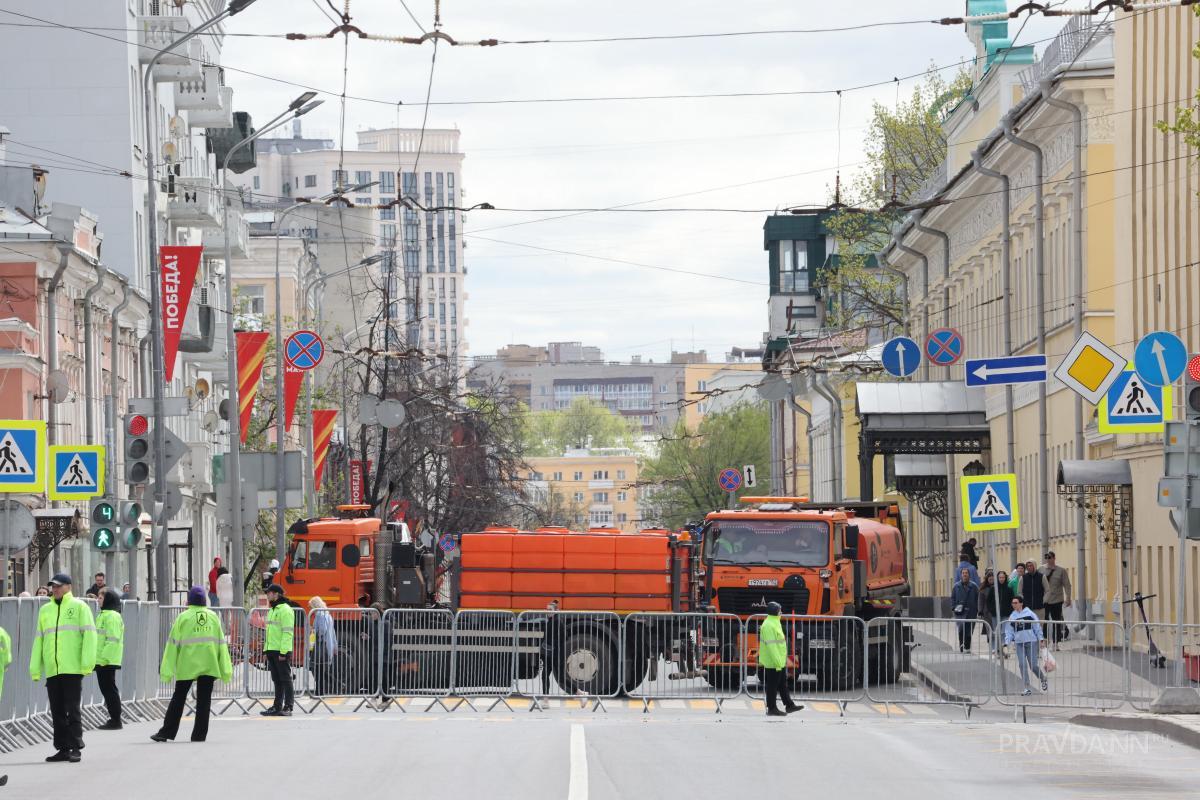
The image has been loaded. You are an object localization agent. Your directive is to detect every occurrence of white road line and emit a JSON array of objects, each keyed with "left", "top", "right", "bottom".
[{"left": 568, "top": 723, "right": 588, "bottom": 800}]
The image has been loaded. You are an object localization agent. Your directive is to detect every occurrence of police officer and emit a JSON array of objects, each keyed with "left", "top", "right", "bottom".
[
  {"left": 261, "top": 583, "right": 295, "bottom": 716},
  {"left": 1, "top": 621, "right": 12, "bottom": 785},
  {"left": 30, "top": 573, "right": 97, "bottom": 762},
  {"left": 758, "top": 601, "right": 802, "bottom": 718},
  {"left": 94, "top": 588, "right": 125, "bottom": 730},
  {"left": 153, "top": 586, "right": 233, "bottom": 743}
]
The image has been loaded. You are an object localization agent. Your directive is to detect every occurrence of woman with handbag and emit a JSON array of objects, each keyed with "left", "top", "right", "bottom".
[{"left": 1003, "top": 595, "right": 1048, "bottom": 696}]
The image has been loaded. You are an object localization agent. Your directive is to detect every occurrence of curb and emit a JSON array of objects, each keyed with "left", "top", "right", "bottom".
[
  {"left": 1070, "top": 713, "right": 1200, "bottom": 751},
  {"left": 909, "top": 659, "right": 974, "bottom": 705}
]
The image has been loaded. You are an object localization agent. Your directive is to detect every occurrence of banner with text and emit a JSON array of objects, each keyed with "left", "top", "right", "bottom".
[
  {"left": 283, "top": 362, "right": 304, "bottom": 431},
  {"left": 312, "top": 409, "right": 338, "bottom": 490},
  {"left": 160, "top": 245, "right": 202, "bottom": 382},
  {"left": 236, "top": 331, "right": 270, "bottom": 444},
  {"left": 349, "top": 459, "right": 371, "bottom": 504}
]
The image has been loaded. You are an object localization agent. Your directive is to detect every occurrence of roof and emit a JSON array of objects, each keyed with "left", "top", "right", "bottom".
[
  {"left": 1057, "top": 459, "right": 1132, "bottom": 489},
  {"left": 857, "top": 381, "right": 985, "bottom": 416}
]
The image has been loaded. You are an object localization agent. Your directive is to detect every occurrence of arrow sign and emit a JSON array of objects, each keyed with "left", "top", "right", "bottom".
[
  {"left": 881, "top": 336, "right": 921, "bottom": 378},
  {"left": 964, "top": 355, "right": 1048, "bottom": 387},
  {"left": 1133, "top": 330, "right": 1186, "bottom": 387}
]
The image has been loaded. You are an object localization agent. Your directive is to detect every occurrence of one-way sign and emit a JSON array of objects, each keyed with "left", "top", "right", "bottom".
[{"left": 964, "top": 355, "right": 1048, "bottom": 387}]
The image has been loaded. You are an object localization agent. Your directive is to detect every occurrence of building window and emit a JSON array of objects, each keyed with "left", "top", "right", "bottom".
[
  {"left": 282, "top": 182, "right": 291, "bottom": 196},
  {"left": 573, "top": 492, "right": 585, "bottom": 502},
  {"left": 780, "top": 241, "right": 810, "bottom": 292},
  {"left": 616, "top": 513, "right": 627, "bottom": 524},
  {"left": 593, "top": 492, "right": 609, "bottom": 503},
  {"left": 616, "top": 469, "right": 626, "bottom": 480},
  {"left": 380, "top": 224, "right": 396, "bottom": 243},
  {"left": 355, "top": 170, "right": 372, "bottom": 187},
  {"left": 530, "top": 471, "right": 543, "bottom": 481},
  {"left": 306, "top": 174, "right": 319, "bottom": 188},
  {"left": 238, "top": 284, "right": 265, "bottom": 315},
  {"left": 252, "top": 176, "right": 260, "bottom": 190},
  {"left": 355, "top": 197, "right": 372, "bottom": 207},
  {"left": 573, "top": 471, "right": 583, "bottom": 481},
  {"left": 616, "top": 491, "right": 627, "bottom": 502},
  {"left": 552, "top": 471, "right": 563, "bottom": 481},
  {"left": 592, "top": 470, "right": 609, "bottom": 480},
  {"left": 379, "top": 171, "right": 396, "bottom": 193},
  {"left": 379, "top": 199, "right": 396, "bottom": 220},
  {"left": 450, "top": 277, "right": 456, "bottom": 296}
]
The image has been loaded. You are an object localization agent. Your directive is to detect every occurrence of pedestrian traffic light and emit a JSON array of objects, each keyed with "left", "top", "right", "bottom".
[
  {"left": 1185, "top": 354, "right": 1200, "bottom": 424},
  {"left": 119, "top": 500, "right": 142, "bottom": 549},
  {"left": 124, "top": 412, "right": 151, "bottom": 486},
  {"left": 89, "top": 496, "right": 116, "bottom": 551}
]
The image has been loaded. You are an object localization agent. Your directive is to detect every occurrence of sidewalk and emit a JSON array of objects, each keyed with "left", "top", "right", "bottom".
[{"left": 1070, "top": 711, "right": 1200, "bottom": 750}]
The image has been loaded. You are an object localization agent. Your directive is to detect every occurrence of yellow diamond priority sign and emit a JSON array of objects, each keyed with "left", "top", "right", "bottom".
[{"left": 1054, "top": 331, "right": 1126, "bottom": 405}]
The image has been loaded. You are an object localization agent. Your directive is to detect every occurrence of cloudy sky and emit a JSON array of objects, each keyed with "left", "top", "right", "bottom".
[{"left": 225, "top": 1, "right": 1067, "bottom": 362}]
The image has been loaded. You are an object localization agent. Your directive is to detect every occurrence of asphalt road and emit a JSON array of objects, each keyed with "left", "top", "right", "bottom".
[{"left": 4, "top": 706, "right": 1195, "bottom": 797}]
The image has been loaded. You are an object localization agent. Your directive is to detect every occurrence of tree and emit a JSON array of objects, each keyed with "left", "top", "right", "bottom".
[
  {"left": 819, "top": 68, "right": 972, "bottom": 336},
  {"left": 1156, "top": 6, "right": 1200, "bottom": 170},
  {"left": 512, "top": 485, "right": 587, "bottom": 530},
  {"left": 521, "top": 397, "right": 638, "bottom": 457},
  {"left": 639, "top": 403, "right": 771, "bottom": 529}
]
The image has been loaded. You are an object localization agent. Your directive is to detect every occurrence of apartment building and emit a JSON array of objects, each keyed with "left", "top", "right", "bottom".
[{"left": 525, "top": 450, "right": 642, "bottom": 531}]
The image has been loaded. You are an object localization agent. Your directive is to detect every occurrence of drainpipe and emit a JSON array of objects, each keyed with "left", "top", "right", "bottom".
[
  {"left": 110, "top": 278, "right": 132, "bottom": 593},
  {"left": 894, "top": 239, "right": 930, "bottom": 380},
  {"left": 40, "top": 246, "right": 72, "bottom": 581},
  {"left": 972, "top": 147, "right": 1019, "bottom": 564},
  {"left": 81, "top": 263, "right": 106, "bottom": 582},
  {"left": 913, "top": 214, "right": 952, "bottom": 325},
  {"left": 1041, "top": 77, "right": 1088, "bottom": 621},
  {"left": 1003, "top": 116, "right": 1050, "bottom": 559},
  {"left": 786, "top": 381, "right": 813, "bottom": 500},
  {"left": 812, "top": 372, "right": 842, "bottom": 501}
]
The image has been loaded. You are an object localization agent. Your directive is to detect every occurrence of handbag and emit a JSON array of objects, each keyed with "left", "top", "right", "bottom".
[
  {"left": 954, "top": 604, "right": 964, "bottom": 615},
  {"left": 1040, "top": 646, "right": 1057, "bottom": 673}
]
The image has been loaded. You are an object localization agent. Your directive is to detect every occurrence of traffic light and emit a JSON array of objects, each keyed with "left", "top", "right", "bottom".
[
  {"left": 1186, "top": 354, "right": 1200, "bottom": 423},
  {"left": 119, "top": 501, "right": 143, "bottom": 549},
  {"left": 89, "top": 496, "right": 116, "bottom": 551},
  {"left": 124, "top": 412, "right": 151, "bottom": 486}
]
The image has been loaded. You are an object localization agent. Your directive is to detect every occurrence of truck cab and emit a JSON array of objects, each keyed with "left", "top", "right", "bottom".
[{"left": 281, "top": 509, "right": 385, "bottom": 608}]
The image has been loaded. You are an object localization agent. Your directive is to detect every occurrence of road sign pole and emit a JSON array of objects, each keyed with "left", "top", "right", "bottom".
[
  {"left": 1175, "top": 419, "right": 1193, "bottom": 687},
  {"left": 2, "top": 498, "right": 9, "bottom": 597}
]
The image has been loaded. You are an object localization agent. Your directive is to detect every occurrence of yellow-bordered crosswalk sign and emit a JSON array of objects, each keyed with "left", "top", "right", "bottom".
[
  {"left": 960, "top": 473, "right": 1020, "bottom": 532},
  {"left": 49, "top": 445, "right": 106, "bottom": 501},
  {"left": 0, "top": 420, "right": 46, "bottom": 493}
]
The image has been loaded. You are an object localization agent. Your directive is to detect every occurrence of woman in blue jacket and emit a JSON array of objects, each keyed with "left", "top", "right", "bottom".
[{"left": 1003, "top": 595, "right": 1048, "bottom": 696}]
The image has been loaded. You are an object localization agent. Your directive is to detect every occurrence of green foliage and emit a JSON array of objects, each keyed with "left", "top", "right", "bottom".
[
  {"left": 522, "top": 397, "right": 638, "bottom": 457},
  {"left": 639, "top": 403, "right": 771, "bottom": 529},
  {"left": 1155, "top": 7, "right": 1200, "bottom": 168}
]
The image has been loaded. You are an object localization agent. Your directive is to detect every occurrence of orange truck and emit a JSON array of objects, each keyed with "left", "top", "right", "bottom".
[{"left": 278, "top": 497, "right": 909, "bottom": 694}]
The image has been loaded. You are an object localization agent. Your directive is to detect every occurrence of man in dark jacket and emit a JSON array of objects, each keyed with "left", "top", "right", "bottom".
[
  {"left": 951, "top": 568, "right": 979, "bottom": 652},
  {"left": 1021, "top": 560, "right": 1048, "bottom": 619}
]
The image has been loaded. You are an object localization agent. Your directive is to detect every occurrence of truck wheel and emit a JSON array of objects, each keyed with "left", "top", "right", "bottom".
[
  {"left": 554, "top": 630, "right": 618, "bottom": 696},
  {"left": 815, "top": 621, "right": 862, "bottom": 692},
  {"left": 869, "top": 619, "right": 904, "bottom": 686},
  {"left": 703, "top": 667, "right": 742, "bottom": 692}
]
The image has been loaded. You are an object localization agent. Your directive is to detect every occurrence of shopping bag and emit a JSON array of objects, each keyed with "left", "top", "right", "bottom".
[{"left": 1040, "top": 646, "right": 1057, "bottom": 673}]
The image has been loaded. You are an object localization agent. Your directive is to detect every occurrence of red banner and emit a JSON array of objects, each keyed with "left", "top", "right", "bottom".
[
  {"left": 236, "top": 331, "right": 270, "bottom": 444},
  {"left": 160, "top": 245, "right": 202, "bottom": 382},
  {"left": 312, "top": 409, "right": 338, "bottom": 490},
  {"left": 283, "top": 363, "right": 305, "bottom": 431},
  {"left": 349, "top": 459, "right": 371, "bottom": 504}
]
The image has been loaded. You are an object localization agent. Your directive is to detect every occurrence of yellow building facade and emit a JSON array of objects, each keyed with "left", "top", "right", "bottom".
[{"left": 525, "top": 451, "right": 642, "bottom": 531}]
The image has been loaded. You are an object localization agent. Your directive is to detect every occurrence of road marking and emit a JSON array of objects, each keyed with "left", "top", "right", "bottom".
[
  {"left": 898, "top": 704, "right": 938, "bottom": 716},
  {"left": 568, "top": 723, "right": 588, "bottom": 800},
  {"left": 810, "top": 702, "right": 840, "bottom": 713},
  {"left": 687, "top": 699, "right": 717, "bottom": 710}
]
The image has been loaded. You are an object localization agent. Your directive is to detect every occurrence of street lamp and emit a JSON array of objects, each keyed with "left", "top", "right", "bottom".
[
  {"left": 218, "top": 93, "right": 323, "bottom": 605},
  {"left": 271, "top": 182, "right": 378, "bottom": 561},
  {"left": 142, "top": 0, "right": 263, "bottom": 603}
]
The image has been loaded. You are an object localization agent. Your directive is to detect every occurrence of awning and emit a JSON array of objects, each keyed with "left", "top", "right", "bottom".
[
  {"left": 1057, "top": 459, "right": 1132, "bottom": 490},
  {"left": 857, "top": 381, "right": 989, "bottom": 456}
]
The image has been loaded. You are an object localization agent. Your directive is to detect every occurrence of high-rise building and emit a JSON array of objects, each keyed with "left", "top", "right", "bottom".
[{"left": 234, "top": 125, "right": 468, "bottom": 359}]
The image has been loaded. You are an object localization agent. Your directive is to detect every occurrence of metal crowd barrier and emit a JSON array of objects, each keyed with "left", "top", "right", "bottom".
[
  {"left": 306, "top": 607, "right": 381, "bottom": 712},
  {"left": 451, "top": 610, "right": 520, "bottom": 710},
  {"left": 994, "top": 619, "right": 1127, "bottom": 710},
  {"left": 1127, "top": 623, "right": 1200, "bottom": 711},
  {"left": 622, "top": 612, "right": 742, "bottom": 710},
  {"left": 513, "top": 611, "right": 623, "bottom": 711},
  {"left": 380, "top": 608, "right": 454, "bottom": 707},
  {"left": 743, "top": 614, "right": 868, "bottom": 709},
  {"left": 867, "top": 617, "right": 993, "bottom": 710}
]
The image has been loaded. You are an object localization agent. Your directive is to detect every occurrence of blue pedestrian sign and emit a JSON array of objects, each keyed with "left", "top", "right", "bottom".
[
  {"left": 964, "top": 355, "right": 1048, "bottom": 387},
  {"left": 881, "top": 336, "right": 921, "bottom": 378},
  {"left": 1098, "top": 366, "right": 1171, "bottom": 434},
  {"left": 718, "top": 468, "right": 742, "bottom": 493},
  {"left": 49, "top": 445, "right": 106, "bottom": 501},
  {"left": 284, "top": 330, "right": 325, "bottom": 371},
  {"left": 1133, "top": 330, "right": 1187, "bottom": 387},
  {"left": 0, "top": 420, "right": 46, "bottom": 493},
  {"left": 438, "top": 533, "right": 456, "bottom": 553},
  {"left": 925, "top": 327, "right": 964, "bottom": 367},
  {"left": 960, "top": 473, "right": 1020, "bottom": 532}
]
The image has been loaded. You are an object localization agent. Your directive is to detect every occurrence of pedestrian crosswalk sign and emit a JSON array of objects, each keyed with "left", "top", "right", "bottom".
[
  {"left": 48, "top": 445, "right": 105, "bottom": 501},
  {"left": 1098, "top": 365, "right": 1172, "bottom": 434},
  {"left": 960, "top": 473, "right": 1020, "bottom": 532},
  {"left": 0, "top": 420, "right": 46, "bottom": 493}
]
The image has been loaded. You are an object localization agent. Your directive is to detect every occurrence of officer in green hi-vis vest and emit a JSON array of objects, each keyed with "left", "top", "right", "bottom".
[
  {"left": 152, "top": 586, "right": 233, "bottom": 743},
  {"left": 758, "top": 601, "right": 803, "bottom": 718},
  {"left": 1, "top": 622, "right": 11, "bottom": 785},
  {"left": 30, "top": 573, "right": 97, "bottom": 763}
]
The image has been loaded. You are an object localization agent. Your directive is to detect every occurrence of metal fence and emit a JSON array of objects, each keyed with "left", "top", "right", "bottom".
[
  {"left": 1127, "top": 623, "right": 1200, "bottom": 711},
  {"left": 867, "top": 617, "right": 992, "bottom": 708},
  {"left": 742, "top": 614, "right": 868, "bottom": 706},
  {"left": 994, "top": 620, "right": 1127, "bottom": 710},
  {"left": 306, "top": 607, "right": 381, "bottom": 711},
  {"left": 513, "top": 611, "right": 623, "bottom": 710},
  {"left": 621, "top": 612, "right": 742, "bottom": 706}
]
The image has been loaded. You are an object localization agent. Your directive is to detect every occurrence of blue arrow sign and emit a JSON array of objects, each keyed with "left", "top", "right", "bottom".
[
  {"left": 1133, "top": 330, "right": 1186, "bottom": 387},
  {"left": 964, "top": 355, "right": 1048, "bottom": 387},
  {"left": 881, "top": 336, "right": 921, "bottom": 378}
]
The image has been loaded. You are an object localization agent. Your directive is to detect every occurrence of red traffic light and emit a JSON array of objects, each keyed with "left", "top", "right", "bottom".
[
  {"left": 126, "top": 414, "right": 149, "bottom": 436},
  {"left": 1188, "top": 354, "right": 1200, "bottom": 382}
]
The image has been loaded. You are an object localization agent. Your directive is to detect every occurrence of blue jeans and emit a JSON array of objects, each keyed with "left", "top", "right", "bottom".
[
  {"left": 208, "top": 591, "right": 219, "bottom": 607},
  {"left": 1016, "top": 640, "right": 1045, "bottom": 689}
]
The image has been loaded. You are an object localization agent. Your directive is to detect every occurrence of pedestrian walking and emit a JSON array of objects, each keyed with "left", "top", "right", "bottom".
[
  {"left": 0, "top": 622, "right": 11, "bottom": 786},
  {"left": 1008, "top": 564, "right": 1024, "bottom": 595},
  {"left": 215, "top": 567, "right": 232, "bottom": 608},
  {"left": 980, "top": 570, "right": 1015, "bottom": 652},
  {"left": 94, "top": 589, "right": 124, "bottom": 730},
  {"left": 152, "top": 587, "right": 233, "bottom": 743},
  {"left": 951, "top": 568, "right": 979, "bottom": 652},
  {"left": 1021, "top": 560, "right": 1047, "bottom": 619},
  {"left": 86, "top": 572, "right": 106, "bottom": 596},
  {"left": 758, "top": 601, "right": 802, "bottom": 717},
  {"left": 961, "top": 538, "right": 979, "bottom": 568},
  {"left": 953, "top": 553, "right": 979, "bottom": 588},
  {"left": 1003, "top": 595, "right": 1048, "bottom": 696},
  {"left": 29, "top": 573, "right": 97, "bottom": 763},
  {"left": 261, "top": 583, "right": 294, "bottom": 716},
  {"left": 34, "top": 585, "right": 49, "bottom": 598},
  {"left": 1040, "top": 551, "right": 1073, "bottom": 646},
  {"left": 307, "top": 596, "right": 337, "bottom": 696},
  {"left": 120, "top": 583, "right": 133, "bottom": 601},
  {"left": 207, "top": 557, "right": 222, "bottom": 607}
]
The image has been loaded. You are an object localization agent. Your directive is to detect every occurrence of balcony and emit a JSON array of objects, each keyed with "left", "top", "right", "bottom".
[
  {"left": 151, "top": 39, "right": 204, "bottom": 83},
  {"left": 188, "top": 87, "right": 234, "bottom": 129},
  {"left": 202, "top": 207, "right": 250, "bottom": 258},
  {"left": 167, "top": 176, "right": 220, "bottom": 226},
  {"left": 175, "top": 65, "right": 225, "bottom": 112},
  {"left": 137, "top": 15, "right": 191, "bottom": 65}
]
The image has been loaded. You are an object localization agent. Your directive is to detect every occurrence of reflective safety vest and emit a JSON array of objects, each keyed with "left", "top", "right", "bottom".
[
  {"left": 30, "top": 593, "right": 98, "bottom": 680},
  {"left": 0, "top": 626, "right": 11, "bottom": 698},
  {"left": 96, "top": 609, "right": 125, "bottom": 667},
  {"left": 758, "top": 614, "right": 788, "bottom": 670},
  {"left": 265, "top": 602, "right": 295, "bottom": 655},
  {"left": 160, "top": 606, "right": 233, "bottom": 683}
]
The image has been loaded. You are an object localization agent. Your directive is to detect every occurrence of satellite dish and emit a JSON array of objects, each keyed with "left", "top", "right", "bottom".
[
  {"left": 358, "top": 396, "right": 379, "bottom": 426},
  {"left": 757, "top": 375, "right": 790, "bottom": 402},
  {"left": 47, "top": 370, "right": 71, "bottom": 404},
  {"left": 789, "top": 372, "right": 807, "bottom": 394},
  {"left": 202, "top": 410, "right": 220, "bottom": 433},
  {"left": 218, "top": 398, "right": 232, "bottom": 421},
  {"left": 161, "top": 142, "right": 178, "bottom": 164},
  {"left": 376, "top": 399, "right": 406, "bottom": 429},
  {"left": 169, "top": 115, "right": 186, "bottom": 137},
  {"left": 194, "top": 378, "right": 210, "bottom": 400}
]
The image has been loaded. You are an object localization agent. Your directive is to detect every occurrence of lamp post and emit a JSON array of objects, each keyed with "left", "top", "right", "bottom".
[
  {"left": 142, "top": 0, "right": 262, "bottom": 603},
  {"left": 272, "top": 183, "right": 377, "bottom": 562},
  {"left": 218, "top": 93, "right": 321, "bottom": 605}
]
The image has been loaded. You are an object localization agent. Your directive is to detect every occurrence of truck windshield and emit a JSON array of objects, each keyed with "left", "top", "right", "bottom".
[{"left": 708, "top": 520, "right": 830, "bottom": 567}]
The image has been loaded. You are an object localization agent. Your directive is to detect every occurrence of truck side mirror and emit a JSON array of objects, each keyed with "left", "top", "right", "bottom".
[
  {"left": 842, "top": 525, "right": 860, "bottom": 560},
  {"left": 341, "top": 544, "right": 361, "bottom": 568}
]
